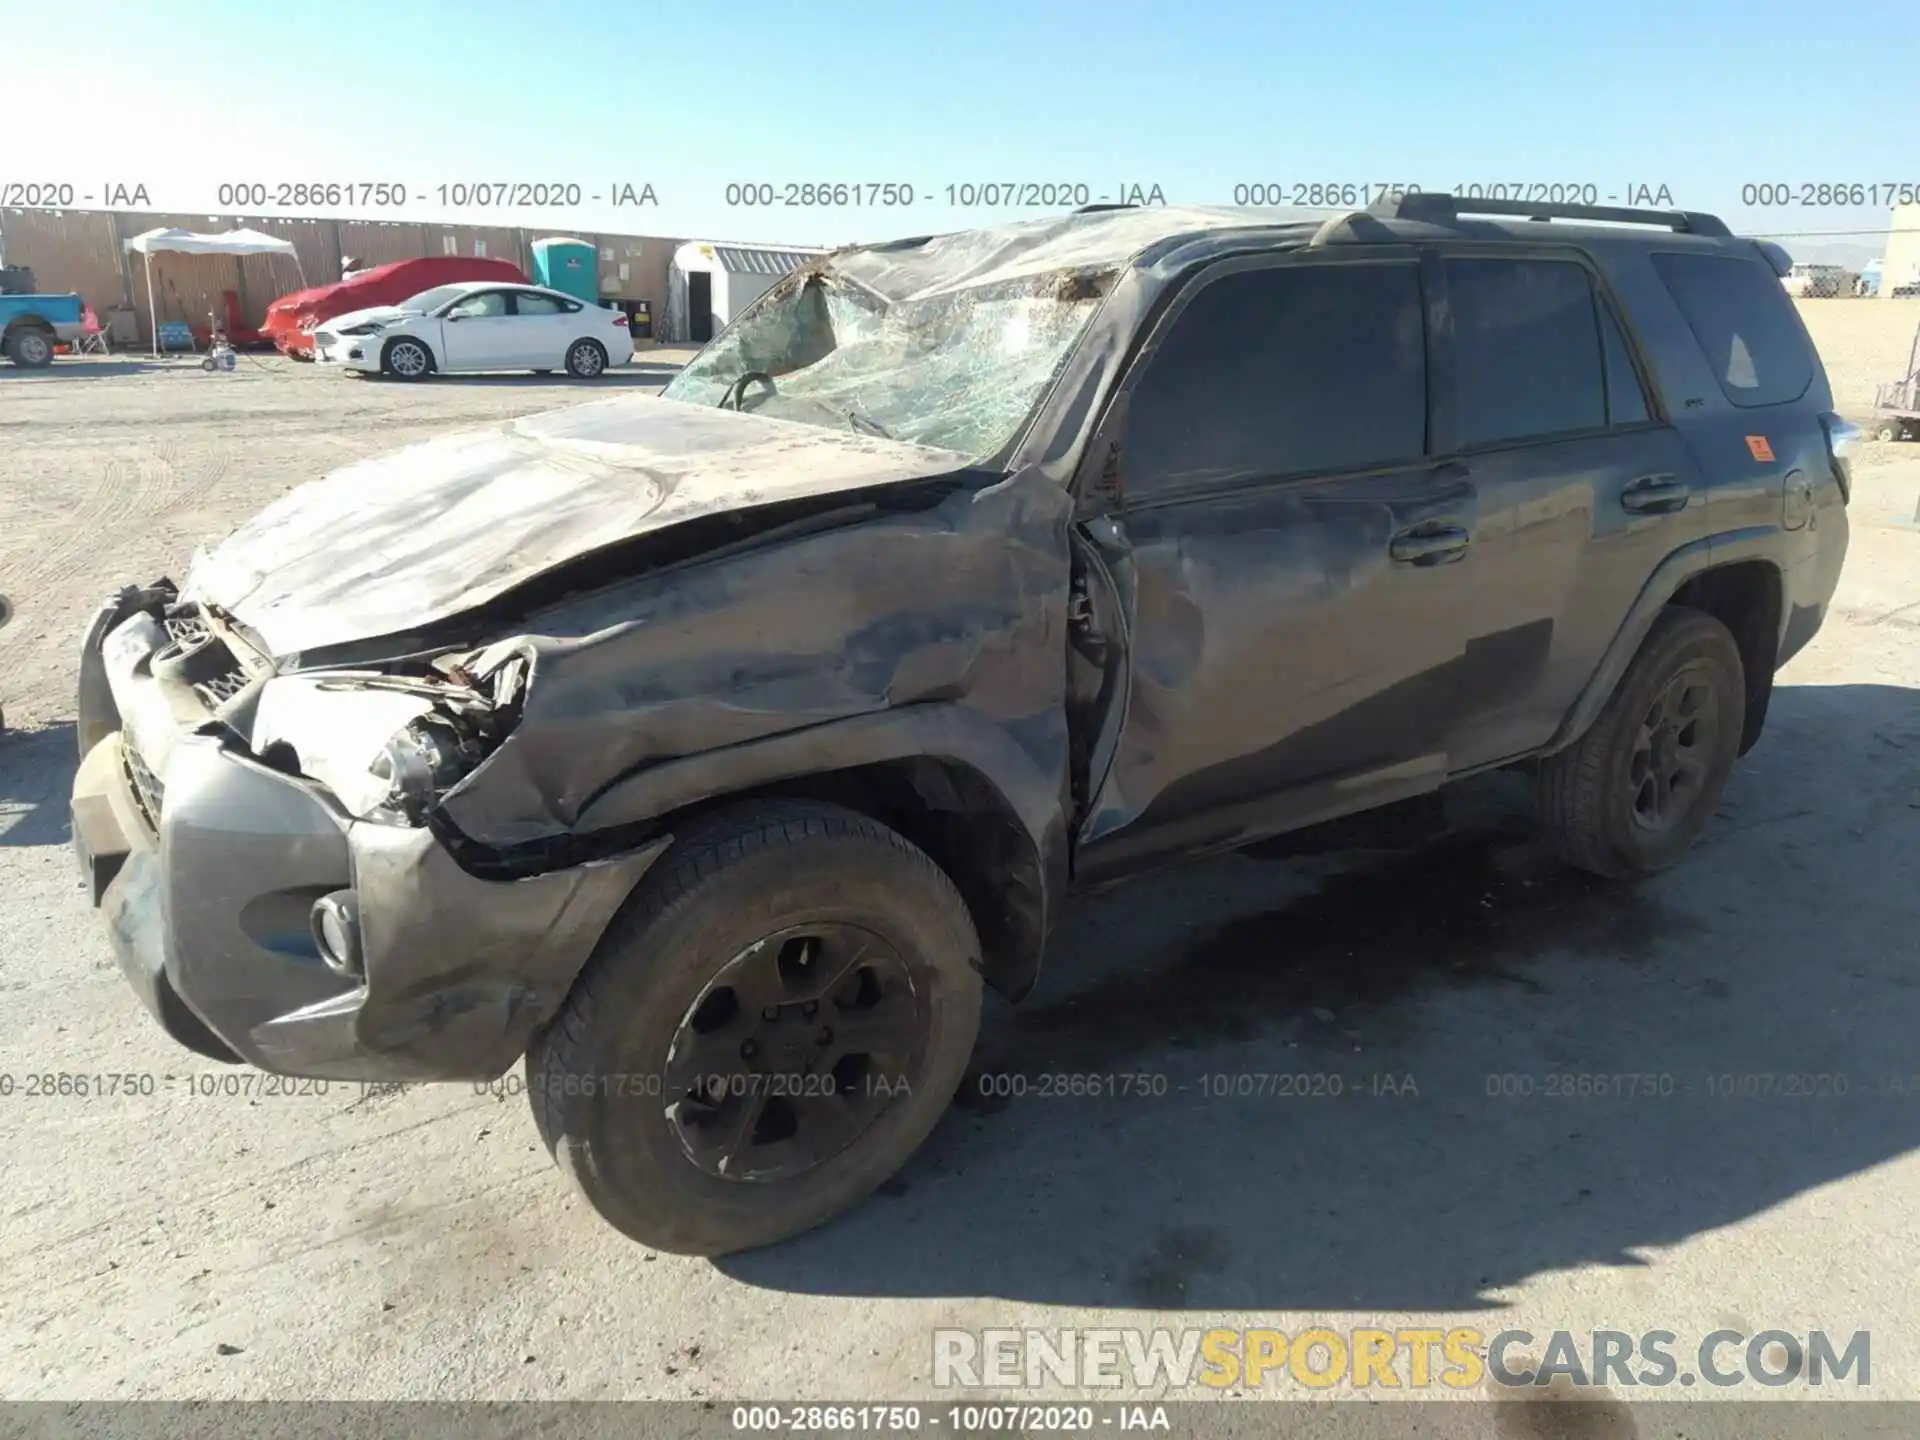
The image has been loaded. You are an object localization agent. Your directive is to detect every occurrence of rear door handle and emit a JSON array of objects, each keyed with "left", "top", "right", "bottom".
[
  {"left": 1388, "top": 524, "right": 1471, "bottom": 566},
  {"left": 1621, "top": 474, "right": 1690, "bottom": 515}
]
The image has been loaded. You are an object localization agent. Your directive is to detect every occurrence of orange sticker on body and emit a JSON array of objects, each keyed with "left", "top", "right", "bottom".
[{"left": 1746, "top": 435, "right": 1775, "bottom": 462}]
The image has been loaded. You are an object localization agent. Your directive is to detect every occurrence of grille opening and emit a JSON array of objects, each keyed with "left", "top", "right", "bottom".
[
  {"left": 122, "top": 740, "right": 165, "bottom": 833},
  {"left": 193, "top": 668, "right": 250, "bottom": 706}
]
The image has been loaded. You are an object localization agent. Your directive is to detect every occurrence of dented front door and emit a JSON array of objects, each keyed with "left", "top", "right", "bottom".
[{"left": 1065, "top": 253, "right": 1488, "bottom": 884}]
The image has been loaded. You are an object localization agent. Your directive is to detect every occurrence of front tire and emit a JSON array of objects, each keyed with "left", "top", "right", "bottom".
[
  {"left": 565, "top": 339, "right": 607, "bottom": 378},
  {"left": 530, "top": 800, "right": 983, "bottom": 1255},
  {"left": 381, "top": 337, "right": 433, "bottom": 380},
  {"left": 1536, "top": 606, "right": 1745, "bottom": 877}
]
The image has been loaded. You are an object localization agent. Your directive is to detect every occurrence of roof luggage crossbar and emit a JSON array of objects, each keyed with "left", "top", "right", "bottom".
[{"left": 1363, "top": 192, "right": 1732, "bottom": 238}]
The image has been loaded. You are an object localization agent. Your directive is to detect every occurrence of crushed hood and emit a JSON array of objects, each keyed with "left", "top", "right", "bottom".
[{"left": 184, "top": 395, "right": 972, "bottom": 656}]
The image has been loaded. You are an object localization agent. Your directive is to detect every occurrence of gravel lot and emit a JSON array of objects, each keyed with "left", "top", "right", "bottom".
[{"left": 2, "top": 310, "right": 1918, "bottom": 1413}]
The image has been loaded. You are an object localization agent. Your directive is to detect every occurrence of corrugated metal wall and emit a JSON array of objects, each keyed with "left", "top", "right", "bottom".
[
  {"left": 0, "top": 209, "right": 688, "bottom": 344},
  {"left": 0, "top": 209, "right": 130, "bottom": 312},
  {"left": 423, "top": 224, "right": 527, "bottom": 267},
  {"left": 336, "top": 221, "right": 431, "bottom": 270}
]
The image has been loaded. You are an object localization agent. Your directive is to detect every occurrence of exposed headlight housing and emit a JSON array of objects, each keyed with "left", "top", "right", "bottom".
[
  {"left": 369, "top": 714, "right": 489, "bottom": 825},
  {"left": 337, "top": 322, "right": 385, "bottom": 337}
]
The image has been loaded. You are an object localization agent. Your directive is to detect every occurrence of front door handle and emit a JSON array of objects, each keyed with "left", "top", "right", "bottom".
[
  {"left": 1621, "top": 474, "right": 1690, "bottom": 514},
  {"left": 1389, "top": 524, "right": 1471, "bottom": 566}
]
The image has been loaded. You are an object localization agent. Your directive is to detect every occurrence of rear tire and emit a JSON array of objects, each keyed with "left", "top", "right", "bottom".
[
  {"left": 529, "top": 800, "right": 983, "bottom": 1255},
  {"left": 565, "top": 339, "right": 607, "bottom": 378},
  {"left": 1877, "top": 422, "right": 1900, "bottom": 442},
  {"left": 1536, "top": 606, "right": 1745, "bottom": 877},
  {"left": 5, "top": 326, "right": 54, "bottom": 368}
]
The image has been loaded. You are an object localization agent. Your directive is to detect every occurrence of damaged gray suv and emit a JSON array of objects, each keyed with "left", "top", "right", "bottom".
[{"left": 72, "top": 196, "right": 1854, "bottom": 1254}]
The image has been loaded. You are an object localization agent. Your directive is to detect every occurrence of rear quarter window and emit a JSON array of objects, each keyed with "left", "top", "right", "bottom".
[{"left": 1649, "top": 251, "right": 1817, "bottom": 408}]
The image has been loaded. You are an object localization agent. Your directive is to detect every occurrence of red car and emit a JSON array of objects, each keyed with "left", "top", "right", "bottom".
[{"left": 262, "top": 255, "right": 528, "bottom": 358}]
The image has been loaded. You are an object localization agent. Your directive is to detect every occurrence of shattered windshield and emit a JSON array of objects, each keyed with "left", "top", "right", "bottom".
[{"left": 661, "top": 262, "right": 1116, "bottom": 460}]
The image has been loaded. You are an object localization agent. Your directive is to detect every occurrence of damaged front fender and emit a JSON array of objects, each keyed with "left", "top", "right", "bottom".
[{"left": 431, "top": 464, "right": 1077, "bottom": 996}]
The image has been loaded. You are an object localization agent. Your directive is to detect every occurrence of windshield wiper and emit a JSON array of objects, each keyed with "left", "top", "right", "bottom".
[
  {"left": 838, "top": 404, "right": 891, "bottom": 438},
  {"left": 719, "top": 370, "right": 774, "bottom": 411}
]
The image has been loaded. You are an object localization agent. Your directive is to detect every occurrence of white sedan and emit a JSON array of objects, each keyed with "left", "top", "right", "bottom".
[{"left": 311, "top": 280, "right": 635, "bottom": 380}]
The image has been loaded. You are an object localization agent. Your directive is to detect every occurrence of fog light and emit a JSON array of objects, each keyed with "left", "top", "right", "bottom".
[{"left": 311, "top": 890, "right": 363, "bottom": 978}]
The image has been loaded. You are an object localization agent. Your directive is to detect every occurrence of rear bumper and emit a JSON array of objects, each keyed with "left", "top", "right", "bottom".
[
  {"left": 1775, "top": 505, "right": 1850, "bottom": 668},
  {"left": 73, "top": 589, "right": 668, "bottom": 1082}
]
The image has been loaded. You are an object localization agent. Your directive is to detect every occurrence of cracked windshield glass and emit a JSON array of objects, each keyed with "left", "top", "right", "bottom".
[{"left": 661, "top": 266, "right": 1115, "bottom": 459}]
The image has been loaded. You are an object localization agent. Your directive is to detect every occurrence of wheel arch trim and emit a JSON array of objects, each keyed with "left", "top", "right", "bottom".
[
  {"left": 1545, "top": 529, "right": 1786, "bottom": 755},
  {"left": 572, "top": 704, "right": 1069, "bottom": 1000}
]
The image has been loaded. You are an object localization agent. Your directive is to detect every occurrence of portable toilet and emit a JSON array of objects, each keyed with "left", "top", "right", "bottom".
[{"left": 531, "top": 237, "right": 599, "bottom": 305}]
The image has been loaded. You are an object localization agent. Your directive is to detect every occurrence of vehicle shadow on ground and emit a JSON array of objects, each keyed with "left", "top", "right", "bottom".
[
  {"left": 719, "top": 680, "right": 1920, "bottom": 1309},
  {"left": 0, "top": 360, "right": 197, "bottom": 382},
  {"left": 0, "top": 722, "right": 78, "bottom": 848}
]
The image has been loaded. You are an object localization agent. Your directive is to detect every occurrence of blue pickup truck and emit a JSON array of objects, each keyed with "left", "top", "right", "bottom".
[{"left": 0, "top": 290, "right": 84, "bottom": 367}]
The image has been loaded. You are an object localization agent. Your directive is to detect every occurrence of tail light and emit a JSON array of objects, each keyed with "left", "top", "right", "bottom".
[
  {"left": 1821, "top": 413, "right": 1859, "bottom": 503},
  {"left": 612, "top": 312, "right": 630, "bottom": 328}
]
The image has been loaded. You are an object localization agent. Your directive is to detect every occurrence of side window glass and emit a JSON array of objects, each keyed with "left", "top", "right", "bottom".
[
  {"left": 1123, "top": 262, "right": 1427, "bottom": 498},
  {"left": 513, "top": 292, "right": 564, "bottom": 316},
  {"left": 1446, "top": 258, "right": 1607, "bottom": 447},
  {"left": 1597, "top": 300, "right": 1651, "bottom": 426},
  {"left": 447, "top": 291, "right": 507, "bottom": 320}
]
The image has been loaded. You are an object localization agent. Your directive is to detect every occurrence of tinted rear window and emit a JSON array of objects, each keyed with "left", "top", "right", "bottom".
[
  {"left": 1446, "top": 258, "right": 1607, "bottom": 446},
  {"left": 1650, "top": 252, "right": 1817, "bottom": 408}
]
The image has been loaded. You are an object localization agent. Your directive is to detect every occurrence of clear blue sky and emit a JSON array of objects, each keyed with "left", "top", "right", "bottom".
[{"left": 9, "top": 0, "right": 1918, "bottom": 261}]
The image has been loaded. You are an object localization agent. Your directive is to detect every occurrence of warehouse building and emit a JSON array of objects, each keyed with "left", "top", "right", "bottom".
[
  {"left": 1882, "top": 203, "right": 1920, "bottom": 298},
  {"left": 664, "top": 241, "right": 827, "bottom": 343}
]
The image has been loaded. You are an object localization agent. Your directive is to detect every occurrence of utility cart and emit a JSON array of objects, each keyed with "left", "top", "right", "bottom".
[{"left": 1871, "top": 322, "right": 1920, "bottom": 441}]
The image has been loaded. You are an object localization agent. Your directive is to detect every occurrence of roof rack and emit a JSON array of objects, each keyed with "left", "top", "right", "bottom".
[
  {"left": 1073, "top": 203, "right": 1140, "bottom": 214},
  {"left": 1364, "top": 192, "right": 1732, "bottom": 238}
]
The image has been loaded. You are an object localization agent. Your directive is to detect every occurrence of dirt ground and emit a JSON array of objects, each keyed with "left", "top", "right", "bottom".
[
  {"left": 1792, "top": 297, "right": 1920, "bottom": 424},
  {"left": 1, "top": 310, "right": 1918, "bottom": 1413}
]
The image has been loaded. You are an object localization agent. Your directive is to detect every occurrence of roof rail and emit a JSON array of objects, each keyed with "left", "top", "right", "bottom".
[
  {"left": 1074, "top": 202, "right": 1139, "bottom": 214},
  {"left": 1364, "top": 192, "right": 1732, "bottom": 238}
]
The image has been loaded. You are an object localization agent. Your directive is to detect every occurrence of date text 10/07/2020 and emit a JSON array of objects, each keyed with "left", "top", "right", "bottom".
[
  {"left": 721, "top": 182, "right": 1168, "bottom": 209},
  {"left": 1231, "top": 182, "right": 1677, "bottom": 207}
]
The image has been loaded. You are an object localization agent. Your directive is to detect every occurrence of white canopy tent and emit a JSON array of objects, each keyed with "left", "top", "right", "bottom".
[{"left": 122, "top": 227, "right": 308, "bottom": 356}]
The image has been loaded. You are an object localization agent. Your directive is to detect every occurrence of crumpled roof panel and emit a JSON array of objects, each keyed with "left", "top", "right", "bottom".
[{"left": 828, "top": 205, "right": 1323, "bottom": 302}]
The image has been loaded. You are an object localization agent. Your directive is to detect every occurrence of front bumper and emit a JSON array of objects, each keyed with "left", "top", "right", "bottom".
[
  {"left": 311, "top": 332, "right": 382, "bottom": 372},
  {"left": 73, "top": 589, "right": 667, "bottom": 1082}
]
